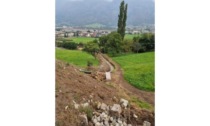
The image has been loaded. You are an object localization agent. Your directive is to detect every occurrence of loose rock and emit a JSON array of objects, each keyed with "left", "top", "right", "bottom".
[
  {"left": 123, "top": 121, "right": 127, "bottom": 126},
  {"left": 143, "top": 121, "right": 151, "bottom": 126},
  {"left": 100, "top": 112, "right": 108, "bottom": 121},
  {"left": 120, "top": 98, "right": 129, "bottom": 108},
  {"left": 117, "top": 118, "right": 122, "bottom": 124},
  {"left": 81, "top": 102, "right": 89, "bottom": 108},
  {"left": 100, "top": 103, "right": 109, "bottom": 111},
  {"left": 92, "top": 118, "right": 98, "bottom": 124},
  {"left": 79, "top": 114, "right": 88, "bottom": 126},
  {"left": 97, "top": 102, "right": 102, "bottom": 109},
  {"left": 65, "top": 105, "right": 68, "bottom": 110},
  {"left": 133, "top": 114, "right": 138, "bottom": 119},
  {"left": 95, "top": 122, "right": 101, "bottom": 126},
  {"left": 104, "top": 120, "right": 109, "bottom": 126},
  {"left": 74, "top": 104, "right": 80, "bottom": 109},
  {"left": 93, "top": 111, "right": 101, "bottom": 116},
  {"left": 110, "top": 104, "right": 122, "bottom": 114},
  {"left": 113, "top": 96, "right": 118, "bottom": 102}
]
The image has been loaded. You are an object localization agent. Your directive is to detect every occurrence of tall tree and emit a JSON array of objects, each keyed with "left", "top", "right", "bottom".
[
  {"left": 122, "top": 4, "right": 127, "bottom": 39},
  {"left": 117, "top": 0, "right": 128, "bottom": 40}
]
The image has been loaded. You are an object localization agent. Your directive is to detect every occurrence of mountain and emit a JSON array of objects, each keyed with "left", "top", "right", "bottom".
[{"left": 56, "top": 0, "right": 154, "bottom": 27}]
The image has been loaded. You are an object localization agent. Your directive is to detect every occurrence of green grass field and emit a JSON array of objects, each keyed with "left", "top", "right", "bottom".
[
  {"left": 112, "top": 52, "right": 154, "bottom": 91},
  {"left": 57, "top": 37, "right": 98, "bottom": 44},
  {"left": 56, "top": 48, "right": 99, "bottom": 67},
  {"left": 124, "top": 34, "right": 142, "bottom": 40}
]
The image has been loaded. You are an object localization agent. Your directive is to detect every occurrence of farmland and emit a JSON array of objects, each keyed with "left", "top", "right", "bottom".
[
  {"left": 112, "top": 52, "right": 154, "bottom": 91},
  {"left": 57, "top": 37, "right": 98, "bottom": 43},
  {"left": 56, "top": 48, "right": 99, "bottom": 67},
  {"left": 124, "top": 34, "right": 141, "bottom": 40},
  {"left": 57, "top": 34, "right": 140, "bottom": 43}
]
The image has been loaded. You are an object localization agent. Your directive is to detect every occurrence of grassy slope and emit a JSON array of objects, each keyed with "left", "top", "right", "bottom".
[
  {"left": 56, "top": 48, "right": 99, "bottom": 67},
  {"left": 112, "top": 52, "right": 154, "bottom": 91}
]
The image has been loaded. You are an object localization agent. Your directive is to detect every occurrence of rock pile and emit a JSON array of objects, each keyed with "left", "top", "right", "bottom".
[{"left": 71, "top": 96, "right": 152, "bottom": 126}]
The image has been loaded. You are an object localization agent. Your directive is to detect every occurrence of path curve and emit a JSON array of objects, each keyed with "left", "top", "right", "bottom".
[{"left": 98, "top": 53, "right": 154, "bottom": 105}]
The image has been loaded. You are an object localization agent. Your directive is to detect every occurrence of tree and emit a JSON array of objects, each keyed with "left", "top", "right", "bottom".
[
  {"left": 105, "top": 32, "right": 123, "bottom": 56},
  {"left": 117, "top": 0, "right": 128, "bottom": 40},
  {"left": 99, "top": 35, "right": 108, "bottom": 53},
  {"left": 132, "top": 42, "right": 141, "bottom": 53},
  {"left": 122, "top": 39, "right": 133, "bottom": 53},
  {"left": 139, "top": 33, "right": 155, "bottom": 51},
  {"left": 98, "top": 32, "right": 123, "bottom": 56},
  {"left": 83, "top": 39, "right": 99, "bottom": 58}
]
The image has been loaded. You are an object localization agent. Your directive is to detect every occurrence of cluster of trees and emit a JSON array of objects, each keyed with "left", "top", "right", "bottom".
[
  {"left": 133, "top": 33, "right": 155, "bottom": 53},
  {"left": 56, "top": 41, "right": 77, "bottom": 50}
]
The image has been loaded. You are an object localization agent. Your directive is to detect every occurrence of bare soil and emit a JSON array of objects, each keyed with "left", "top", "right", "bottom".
[{"left": 56, "top": 54, "right": 154, "bottom": 126}]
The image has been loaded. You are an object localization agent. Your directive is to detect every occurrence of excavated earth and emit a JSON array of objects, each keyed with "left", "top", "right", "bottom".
[{"left": 56, "top": 54, "right": 154, "bottom": 126}]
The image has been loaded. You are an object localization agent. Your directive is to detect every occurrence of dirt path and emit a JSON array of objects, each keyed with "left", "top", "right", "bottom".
[
  {"left": 97, "top": 53, "right": 154, "bottom": 105},
  {"left": 97, "top": 54, "right": 114, "bottom": 72}
]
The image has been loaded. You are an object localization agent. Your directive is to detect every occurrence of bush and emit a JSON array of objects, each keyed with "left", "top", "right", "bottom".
[
  {"left": 56, "top": 41, "right": 78, "bottom": 50},
  {"left": 55, "top": 42, "right": 63, "bottom": 47},
  {"left": 78, "top": 42, "right": 84, "bottom": 48},
  {"left": 131, "top": 33, "right": 155, "bottom": 53},
  {"left": 62, "top": 42, "right": 78, "bottom": 50},
  {"left": 87, "top": 61, "right": 93, "bottom": 67}
]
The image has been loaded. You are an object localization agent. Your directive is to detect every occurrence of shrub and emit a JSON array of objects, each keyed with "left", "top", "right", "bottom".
[
  {"left": 78, "top": 42, "right": 84, "bottom": 48},
  {"left": 79, "top": 106, "right": 93, "bottom": 121},
  {"left": 55, "top": 42, "right": 63, "bottom": 47},
  {"left": 62, "top": 42, "right": 78, "bottom": 50},
  {"left": 87, "top": 61, "right": 93, "bottom": 67},
  {"left": 55, "top": 41, "right": 78, "bottom": 50}
]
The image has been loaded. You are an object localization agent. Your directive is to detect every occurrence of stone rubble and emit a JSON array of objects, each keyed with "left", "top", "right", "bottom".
[{"left": 73, "top": 97, "right": 152, "bottom": 126}]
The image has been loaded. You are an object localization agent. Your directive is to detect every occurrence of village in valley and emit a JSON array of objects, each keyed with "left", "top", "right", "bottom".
[{"left": 55, "top": 25, "right": 155, "bottom": 38}]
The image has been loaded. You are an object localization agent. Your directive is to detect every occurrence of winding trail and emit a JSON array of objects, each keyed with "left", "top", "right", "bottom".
[{"left": 97, "top": 53, "right": 154, "bottom": 105}]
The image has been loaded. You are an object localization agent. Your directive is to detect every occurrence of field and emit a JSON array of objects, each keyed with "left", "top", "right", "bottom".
[
  {"left": 57, "top": 37, "right": 98, "bottom": 43},
  {"left": 56, "top": 48, "right": 99, "bottom": 67},
  {"left": 124, "top": 34, "right": 142, "bottom": 40},
  {"left": 57, "top": 34, "right": 140, "bottom": 44},
  {"left": 112, "top": 52, "right": 154, "bottom": 91}
]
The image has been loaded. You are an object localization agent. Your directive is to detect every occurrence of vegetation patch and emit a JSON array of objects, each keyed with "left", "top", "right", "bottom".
[
  {"left": 112, "top": 52, "right": 154, "bottom": 91},
  {"left": 124, "top": 34, "right": 141, "bottom": 40},
  {"left": 56, "top": 48, "right": 99, "bottom": 67},
  {"left": 79, "top": 106, "right": 93, "bottom": 121},
  {"left": 57, "top": 37, "right": 98, "bottom": 44},
  {"left": 131, "top": 96, "right": 153, "bottom": 110}
]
